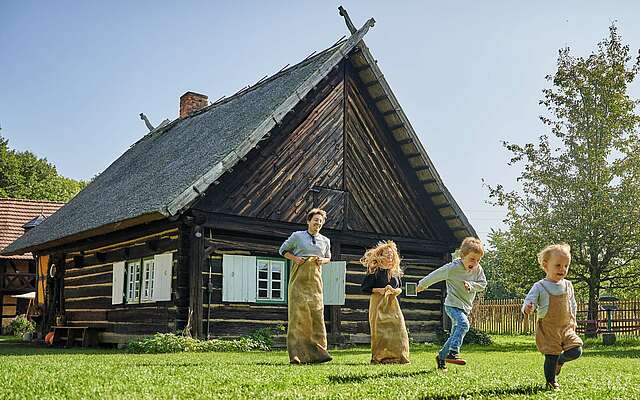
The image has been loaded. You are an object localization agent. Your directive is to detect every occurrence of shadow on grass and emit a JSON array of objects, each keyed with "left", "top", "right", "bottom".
[
  {"left": 328, "top": 369, "right": 435, "bottom": 383},
  {"left": 0, "top": 343, "right": 118, "bottom": 357},
  {"left": 131, "top": 362, "right": 207, "bottom": 367},
  {"left": 582, "top": 348, "right": 640, "bottom": 359},
  {"left": 419, "top": 384, "right": 545, "bottom": 400}
]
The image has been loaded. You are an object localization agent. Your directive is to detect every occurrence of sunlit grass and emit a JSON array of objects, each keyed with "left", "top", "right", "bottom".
[{"left": 1, "top": 335, "right": 638, "bottom": 399}]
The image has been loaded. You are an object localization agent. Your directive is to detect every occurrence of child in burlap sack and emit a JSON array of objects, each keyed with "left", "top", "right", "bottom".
[{"left": 361, "top": 241, "right": 410, "bottom": 364}]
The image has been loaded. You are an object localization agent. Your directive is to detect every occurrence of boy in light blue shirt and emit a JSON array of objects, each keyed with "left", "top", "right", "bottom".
[{"left": 417, "top": 237, "right": 486, "bottom": 370}]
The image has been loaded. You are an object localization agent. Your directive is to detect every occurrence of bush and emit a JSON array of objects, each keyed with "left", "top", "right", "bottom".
[
  {"left": 246, "top": 325, "right": 285, "bottom": 348},
  {"left": 127, "top": 333, "right": 270, "bottom": 354},
  {"left": 8, "top": 314, "right": 35, "bottom": 338},
  {"left": 437, "top": 326, "right": 493, "bottom": 346}
]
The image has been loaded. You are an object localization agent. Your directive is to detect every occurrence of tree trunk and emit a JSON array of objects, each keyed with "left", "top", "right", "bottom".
[{"left": 585, "top": 276, "right": 600, "bottom": 338}]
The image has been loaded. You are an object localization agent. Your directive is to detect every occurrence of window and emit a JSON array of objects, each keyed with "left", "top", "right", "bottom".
[
  {"left": 405, "top": 282, "right": 417, "bottom": 297},
  {"left": 126, "top": 257, "right": 155, "bottom": 303},
  {"left": 141, "top": 258, "right": 155, "bottom": 302},
  {"left": 126, "top": 260, "right": 141, "bottom": 304},
  {"left": 112, "top": 254, "right": 173, "bottom": 305},
  {"left": 256, "top": 258, "right": 286, "bottom": 303}
]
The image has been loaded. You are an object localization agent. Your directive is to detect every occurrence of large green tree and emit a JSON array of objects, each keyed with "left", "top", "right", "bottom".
[
  {"left": 487, "top": 24, "right": 640, "bottom": 322},
  {"left": 0, "top": 133, "right": 86, "bottom": 202}
]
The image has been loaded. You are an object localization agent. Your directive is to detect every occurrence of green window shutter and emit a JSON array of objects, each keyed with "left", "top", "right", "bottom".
[{"left": 322, "top": 261, "right": 346, "bottom": 305}]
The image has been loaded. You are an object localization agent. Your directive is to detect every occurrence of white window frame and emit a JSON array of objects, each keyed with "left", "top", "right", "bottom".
[
  {"left": 141, "top": 257, "right": 155, "bottom": 302},
  {"left": 405, "top": 282, "right": 418, "bottom": 297},
  {"left": 126, "top": 260, "right": 141, "bottom": 304},
  {"left": 256, "top": 258, "right": 286, "bottom": 303}
]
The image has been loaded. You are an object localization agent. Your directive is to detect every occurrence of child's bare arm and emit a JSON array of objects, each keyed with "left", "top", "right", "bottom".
[{"left": 522, "top": 283, "right": 539, "bottom": 315}]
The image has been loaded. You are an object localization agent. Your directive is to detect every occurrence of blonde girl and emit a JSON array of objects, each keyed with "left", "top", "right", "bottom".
[{"left": 360, "top": 241, "right": 410, "bottom": 364}]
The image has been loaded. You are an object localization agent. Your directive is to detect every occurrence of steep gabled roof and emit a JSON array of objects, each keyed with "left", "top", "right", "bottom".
[
  {"left": 0, "top": 198, "right": 64, "bottom": 259},
  {"left": 4, "top": 18, "right": 476, "bottom": 256},
  {"left": 2, "top": 21, "right": 375, "bottom": 255}
]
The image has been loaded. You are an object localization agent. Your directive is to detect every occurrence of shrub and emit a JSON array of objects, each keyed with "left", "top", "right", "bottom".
[
  {"left": 8, "top": 314, "right": 35, "bottom": 338},
  {"left": 127, "top": 333, "right": 270, "bottom": 354},
  {"left": 437, "top": 326, "right": 493, "bottom": 346}
]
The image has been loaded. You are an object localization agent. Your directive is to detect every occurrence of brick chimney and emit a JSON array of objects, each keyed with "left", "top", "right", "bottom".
[{"left": 179, "top": 91, "right": 208, "bottom": 118}]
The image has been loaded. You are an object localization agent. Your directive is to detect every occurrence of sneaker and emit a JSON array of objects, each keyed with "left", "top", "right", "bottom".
[
  {"left": 444, "top": 352, "right": 467, "bottom": 365},
  {"left": 555, "top": 362, "right": 563, "bottom": 376},
  {"left": 546, "top": 382, "right": 560, "bottom": 391},
  {"left": 435, "top": 355, "right": 447, "bottom": 370}
]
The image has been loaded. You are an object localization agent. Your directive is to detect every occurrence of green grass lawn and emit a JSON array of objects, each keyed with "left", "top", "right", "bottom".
[{"left": 0, "top": 335, "right": 638, "bottom": 399}]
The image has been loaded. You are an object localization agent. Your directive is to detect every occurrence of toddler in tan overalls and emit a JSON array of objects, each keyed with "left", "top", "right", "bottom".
[{"left": 522, "top": 244, "right": 583, "bottom": 390}]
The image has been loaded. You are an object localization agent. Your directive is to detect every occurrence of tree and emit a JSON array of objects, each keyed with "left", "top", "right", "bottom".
[
  {"left": 487, "top": 24, "right": 640, "bottom": 324},
  {"left": 0, "top": 132, "right": 86, "bottom": 202}
]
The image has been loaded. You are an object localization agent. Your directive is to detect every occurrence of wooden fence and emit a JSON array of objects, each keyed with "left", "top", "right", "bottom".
[{"left": 470, "top": 298, "right": 640, "bottom": 336}]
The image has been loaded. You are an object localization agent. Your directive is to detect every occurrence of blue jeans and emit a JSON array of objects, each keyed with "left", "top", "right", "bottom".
[{"left": 439, "top": 305, "right": 470, "bottom": 359}]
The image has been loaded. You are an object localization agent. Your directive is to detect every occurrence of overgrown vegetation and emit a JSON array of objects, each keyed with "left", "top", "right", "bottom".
[
  {"left": 126, "top": 333, "right": 269, "bottom": 354},
  {"left": 7, "top": 314, "right": 35, "bottom": 338},
  {"left": 437, "top": 326, "right": 493, "bottom": 346}
]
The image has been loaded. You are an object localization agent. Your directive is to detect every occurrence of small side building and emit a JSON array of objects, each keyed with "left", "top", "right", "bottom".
[{"left": 0, "top": 198, "right": 64, "bottom": 331}]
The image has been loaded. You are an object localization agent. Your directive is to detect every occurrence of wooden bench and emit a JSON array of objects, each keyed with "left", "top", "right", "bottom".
[{"left": 52, "top": 326, "right": 102, "bottom": 347}]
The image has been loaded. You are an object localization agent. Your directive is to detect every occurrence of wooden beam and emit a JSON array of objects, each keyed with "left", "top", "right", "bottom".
[
  {"left": 404, "top": 152, "right": 421, "bottom": 159},
  {"left": 428, "top": 191, "right": 445, "bottom": 197},
  {"left": 442, "top": 215, "right": 459, "bottom": 221},
  {"left": 413, "top": 165, "right": 430, "bottom": 173},
  {"left": 354, "top": 64, "right": 371, "bottom": 73},
  {"left": 420, "top": 178, "right": 437, "bottom": 185},
  {"left": 451, "top": 226, "right": 468, "bottom": 232},
  {"left": 381, "top": 109, "right": 398, "bottom": 117},
  {"left": 435, "top": 203, "right": 452, "bottom": 210},
  {"left": 388, "top": 123, "right": 405, "bottom": 131},
  {"left": 365, "top": 80, "right": 379, "bottom": 88},
  {"left": 185, "top": 224, "right": 205, "bottom": 339},
  {"left": 396, "top": 138, "right": 413, "bottom": 146},
  {"left": 371, "top": 94, "right": 388, "bottom": 103},
  {"left": 194, "top": 211, "right": 451, "bottom": 255}
]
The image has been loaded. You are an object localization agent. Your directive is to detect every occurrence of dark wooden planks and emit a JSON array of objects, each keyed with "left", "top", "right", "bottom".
[{"left": 195, "top": 66, "right": 347, "bottom": 229}]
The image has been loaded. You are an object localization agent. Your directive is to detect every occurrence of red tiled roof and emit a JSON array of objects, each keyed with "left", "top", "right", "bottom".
[{"left": 0, "top": 198, "right": 65, "bottom": 259}]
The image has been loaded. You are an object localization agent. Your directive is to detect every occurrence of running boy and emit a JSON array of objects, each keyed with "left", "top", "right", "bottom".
[{"left": 417, "top": 237, "right": 486, "bottom": 370}]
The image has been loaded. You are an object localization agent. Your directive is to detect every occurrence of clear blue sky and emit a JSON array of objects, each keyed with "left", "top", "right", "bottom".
[{"left": 2, "top": 1, "right": 640, "bottom": 241}]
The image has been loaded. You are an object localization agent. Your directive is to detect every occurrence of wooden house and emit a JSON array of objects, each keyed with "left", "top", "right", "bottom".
[
  {"left": 2, "top": 18, "right": 476, "bottom": 345},
  {"left": 0, "top": 198, "right": 64, "bottom": 331}
]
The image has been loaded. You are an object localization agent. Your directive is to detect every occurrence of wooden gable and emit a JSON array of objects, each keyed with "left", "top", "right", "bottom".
[
  {"left": 195, "top": 65, "right": 347, "bottom": 230},
  {"left": 196, "top": 59, "right": 456, "bottom": 242},
  {"left": 343, "top": 65, "right": 450, "bottom": 241}
]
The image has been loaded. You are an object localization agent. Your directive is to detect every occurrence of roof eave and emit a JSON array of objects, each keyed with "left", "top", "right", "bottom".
[
  {"left": 1, "top": 212, "right": 167, "bottom": 256},
  {"left": 351, "top": 41, "right": 478, "bottom": 242}
]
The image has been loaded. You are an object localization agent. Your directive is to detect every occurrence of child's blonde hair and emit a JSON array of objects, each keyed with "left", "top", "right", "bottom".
[
  {"left": 459, "top": 237, "right": 484, "bottom": 257},
  {"left": 360, "top": 240, "right": 403, "bottom": 278},
  {"left": 537, "top": 243, "right": 571, "bottom": 269}
]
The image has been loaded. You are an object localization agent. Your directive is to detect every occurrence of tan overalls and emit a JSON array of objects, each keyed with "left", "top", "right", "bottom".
[{"left": 535, "top": 281, "right": 583, "bottom": 355}]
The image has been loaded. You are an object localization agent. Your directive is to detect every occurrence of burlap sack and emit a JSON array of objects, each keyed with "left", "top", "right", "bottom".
[
  {"left": 369, "top": 290, "right": 410, "bottom": 364},
  {"left": 287, "top": 257, "right": 331, "bottom": 363}
]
